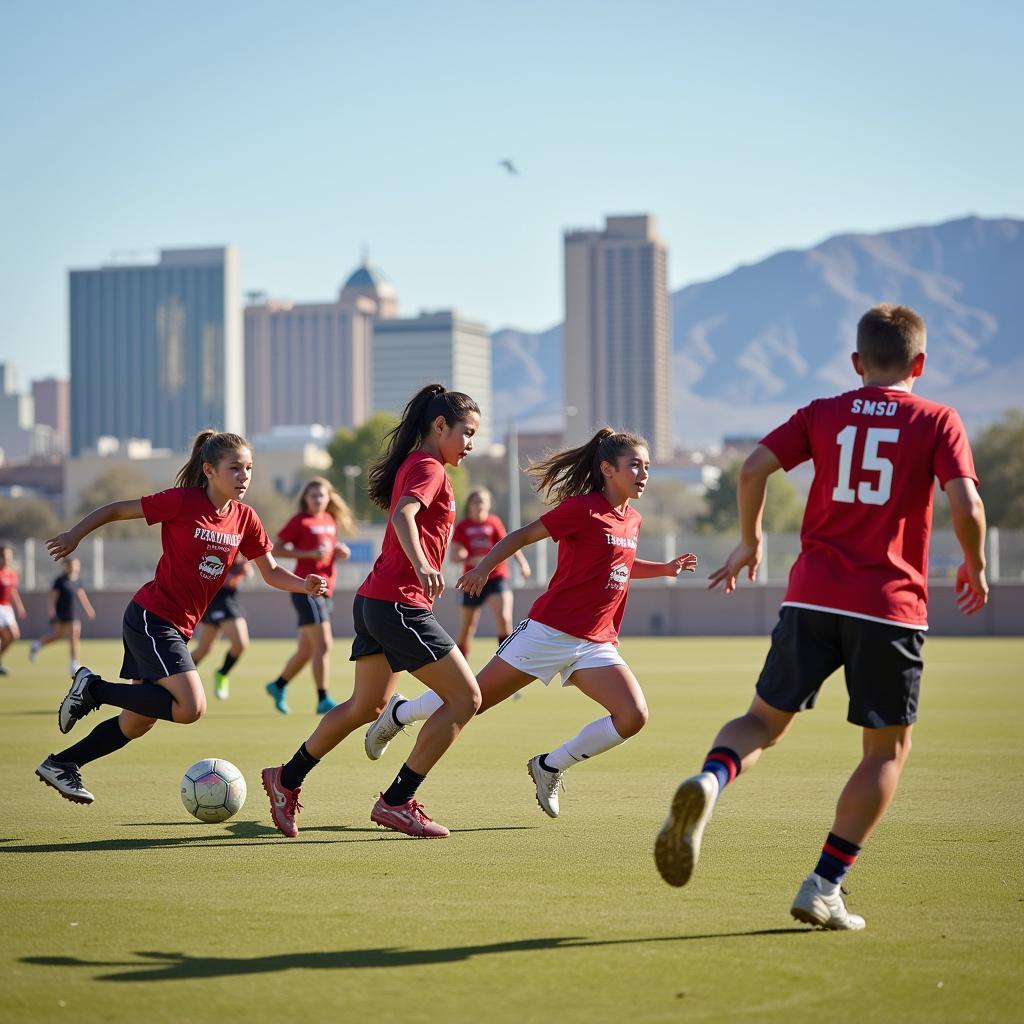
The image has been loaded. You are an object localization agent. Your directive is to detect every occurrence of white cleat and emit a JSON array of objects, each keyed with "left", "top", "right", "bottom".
[
  {"left": 790, "top": 873, "right": 866, "bottom": 930},
  {"left": 364, "top": 693, "right": 408, "bottom": 760},
  {"left": 654, "top": 771, "right": 719, "bottom": 887},
  {"left": 527, "top": 755, "right": 565, "bottom": 818},
  {"left": 58, "top": 666, "right": 99, "bottom": 735},
  {"left": 36, "top": 755, "right": 95, "bottom": 804}
]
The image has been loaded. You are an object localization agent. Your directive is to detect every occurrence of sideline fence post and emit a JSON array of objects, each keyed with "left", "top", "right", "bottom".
[
  {"left": 93, "top": 536, "right": 104, "bottom": 590},
  {"left": 987, "top": 526, "right": 1000, "bottom": 583},
  {"left": 23, "top": 538, "right": 35, "bottom": 590}
]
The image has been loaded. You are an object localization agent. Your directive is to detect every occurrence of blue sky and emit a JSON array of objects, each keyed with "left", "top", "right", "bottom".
[{"left": 1, "top": 0, "right": 1021, "bottom": 385}]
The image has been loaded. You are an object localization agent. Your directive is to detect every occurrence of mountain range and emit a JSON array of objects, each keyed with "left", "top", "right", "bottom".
[{"left": 491, "top": 215, "right": 1023, "bottom": 445}]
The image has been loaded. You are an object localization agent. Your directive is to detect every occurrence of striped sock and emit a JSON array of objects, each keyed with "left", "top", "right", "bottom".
[
  {"left": 702, "top": 745, "right": 741, "bottom": 792},
  {"left": 814, "top": 831, "right": 861, "bottom": 885}
]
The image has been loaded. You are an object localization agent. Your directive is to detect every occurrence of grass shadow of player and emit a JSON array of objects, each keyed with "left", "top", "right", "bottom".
[{"left": 22, "top": 930, "right": 811, "bottom": 981}]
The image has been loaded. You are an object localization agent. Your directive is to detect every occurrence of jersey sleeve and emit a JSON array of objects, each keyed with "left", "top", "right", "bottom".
[
  {"left": 277, "top": 515, "right": 301, "bottom": 545},
  {"left": 540, "top": 496, "right": 587, "bottom": 542},
  {"left": 140, "top": 488, "right": 184, "bottom": 525},
  {"left": 934, "top": 408, "right": 979, "bottom": 487},
  {"left": 240, "top": 510, "right": 273, "bottom": 560},
  {"left": 401, "top": 458, "right": 446, "bottom": 507},
  {"left": 759, "top": 404, "right": 813, "bottom": 471}
]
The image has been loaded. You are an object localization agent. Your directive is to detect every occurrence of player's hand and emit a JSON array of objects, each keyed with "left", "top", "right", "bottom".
[
  {"left": 519, "top": 561, "right": 532, "bottom": 579},
  {"left": 304, "top": 574, "right": 328, "bottom": 596},
  {"left": 708, "top": 540, "right": 761, "bottom": 593},
  {"left": 667, "top": 552, "right": 698, "bottom": 577},
  {"left": 456, "top": 566, "right": 488, "bottom": 597},
  {"left": 334, "top": 542, "right": 351, "bottom": 562},
  {"left": 955, "top": 562, "right": 988, "bottom": 616},
  {"left": 416, "top": 564, "right": 445, "bottom": 601},
  {"left": 46, "top": 532, "right": 79, "bottom": 560}
]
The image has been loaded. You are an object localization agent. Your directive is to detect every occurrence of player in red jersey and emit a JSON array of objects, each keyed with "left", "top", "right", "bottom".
[
  {"left": 261, "top": 385, "right": 481, "bottom": 839},
  {"left": 34, "top": 430, "right": 328, "bottom": 806},
  {"left": 191, "top": 555, "right": 252, "bottom": 700},
  {"left": 264, "top": 478, "right": 354, "bottom": 715},
  {"left": 655, "top": 304, "right": 989, "bottom": 930},
  {"left": 450, "top": 487, "right": 531, "bottom": 657},
  {"left": 0, "top": 544, "right": 27, "bottom": 675},
  {"left": 363, "top": 427, "right": 698, "bottom": 819}
]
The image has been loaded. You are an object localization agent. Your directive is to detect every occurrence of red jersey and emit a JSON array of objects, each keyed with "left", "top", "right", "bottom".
[
  {"left": 761, "top": 385, "right": 977, "bottom": 628},
  {"left": 133, "top": 487, "right": 272, "bottom": 637},
  {"left": 528, "top": 492, "right": 642, "bottom": 644},
  {"left": 0, "top": 568, "right": 19, "bottom": 605},
  {"left": 452, "top": 514, "right": 510, "bottom": 581},
  {"left": 277, "top": 512, "right": 339, "bottom": 596},
  {"left": 358, "top": 451, "right": 456, "bottom": 609}
]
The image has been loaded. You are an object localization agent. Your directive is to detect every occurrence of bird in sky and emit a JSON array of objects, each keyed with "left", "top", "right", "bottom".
[{"left": 497, "top": 159, "right": 519, "bottom": 176}]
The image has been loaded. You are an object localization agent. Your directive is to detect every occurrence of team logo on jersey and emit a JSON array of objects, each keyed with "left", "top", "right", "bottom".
[
  {"left": 199, "top": 553, "right": 227, "bottom": 580},
  {"left": 606, "top": 564, "right": 629, "bottom": 591}
]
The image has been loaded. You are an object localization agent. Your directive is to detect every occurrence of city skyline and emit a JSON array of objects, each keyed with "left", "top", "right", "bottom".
[{"left": 2, "top": 2, "right": 1021, "bottom": 384}]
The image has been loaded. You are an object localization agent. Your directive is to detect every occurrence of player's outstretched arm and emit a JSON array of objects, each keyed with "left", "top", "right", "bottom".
[
  {"left": 251, "top": 552, "right": 327, "bottom": 596},
  {"left": 631, "top": 553, "right": 698, "bottom": 579},
  {"left": 458, "top": 519, "right": 549, "bottom": 596},
  {"left": 708, "top": 445, "right": 781, "bottom": 592},
  {"left": 46, "top": 500, "right": 145, "bottom": 560},
  {"left": 945, "top": 477, "right": 989, "bottom": 616}
]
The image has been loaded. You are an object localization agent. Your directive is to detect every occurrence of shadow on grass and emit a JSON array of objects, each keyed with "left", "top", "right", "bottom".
[
  {"left": 22, "top": 930, "right": 810, "bottom": 981},
  {"left": 0, "top": 709, "right": 55, "bottom": 716},
  {"left": 0, "top": 819, "right": 537, "bottom": 854}
]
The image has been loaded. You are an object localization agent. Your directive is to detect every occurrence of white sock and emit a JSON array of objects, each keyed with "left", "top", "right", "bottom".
[
  {"left": 395, "top": 690, "right": 444, "bottom": 725},
  {"left": 545, "top": 716, "right": 625, "bottom": 771}
]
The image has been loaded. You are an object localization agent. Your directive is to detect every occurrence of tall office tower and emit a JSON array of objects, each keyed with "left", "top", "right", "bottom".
[
  {"left": 69, "top": 247, "right": 242, "bottom": 455},
  {"left": 244, "top": 260, "right": 396, "bottom": 436},
  {"left": 31, "top": 377, "right": 70, "bottom": 453},
  {"left": 372, "top": 310, "right": 492, "bottom": 450},
  {"left": 563, "top": 214, "right": 672, "bottom": 460}
]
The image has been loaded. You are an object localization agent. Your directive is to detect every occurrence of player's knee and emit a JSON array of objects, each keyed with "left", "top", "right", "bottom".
[
  {"left": 178, "top": 698, "right": 206, "bottom": 724},
  {"left": 617, "top": 703, "right": 649, "bottom": 738}
]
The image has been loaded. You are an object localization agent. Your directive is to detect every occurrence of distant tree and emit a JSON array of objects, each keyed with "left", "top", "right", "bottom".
[
  {"left": 698, "top": 460, "right": 805, "bottom": 534},
  {"left": 326, "top": 413, "right": 398, "bottom": 522},
  {"left": 76, "top": 466, "right": 157, "bottom": 537},
  {"left": 972, "top": 410, "right": 1024, "bottom": 528},
  {"left": 0, "top": 496, "right": 60, "bottom": 541}
]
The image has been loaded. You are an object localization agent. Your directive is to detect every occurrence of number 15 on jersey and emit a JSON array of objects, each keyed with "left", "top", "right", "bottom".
[{"left": 832, "top": 426, "right": 899, "bottom": 506}]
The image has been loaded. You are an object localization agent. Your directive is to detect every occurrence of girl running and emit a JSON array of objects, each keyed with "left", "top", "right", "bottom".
[
  {"left": 450, "top": 488, "right": 531, "bottom": 657},
  {"left": 363, "top": 427, "right": 697, "bottom": 818},
  {"left": 262, "top": 384, "right": 481, "bottom": 839},
  {"left": 191, "top": 555, "right": 252, "bottom": 700},
  {"left": 264, "top": 478, "right": 354, "bottom": 715},
  {"left": 30, "top": 557, "right": 96, "bottom": 677},
  {"left": 0, "top": 544, "right": 26, "bottom": 676},
  {"left": 35, "top": 430, "right": 327, "bottom": 806}
]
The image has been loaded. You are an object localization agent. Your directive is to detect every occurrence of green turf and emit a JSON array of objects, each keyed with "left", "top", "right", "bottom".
[{"left": 2, "top": 637, "right": 1022, "bottom": 1023}]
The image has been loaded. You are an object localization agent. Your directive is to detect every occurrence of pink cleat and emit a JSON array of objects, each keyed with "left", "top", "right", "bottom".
[
  {"left": 261, "top": 766, "right": 302, "bottom": 838},
  {"left": 370, "top": 793, "right": 449, "bottom": 838}
]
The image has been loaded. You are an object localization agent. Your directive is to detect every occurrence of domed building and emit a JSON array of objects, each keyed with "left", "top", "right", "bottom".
[{"left": 338, "top": 260, "right": 398, "bottom": 320}]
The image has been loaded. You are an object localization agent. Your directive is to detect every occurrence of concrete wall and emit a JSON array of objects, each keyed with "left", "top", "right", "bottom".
[{"left": 15, "top": 581, "right": 1022, "bottom": 642}]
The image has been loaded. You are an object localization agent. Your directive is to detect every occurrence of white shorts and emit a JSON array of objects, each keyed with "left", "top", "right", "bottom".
[
  {"left": 496, "top": 618, "right": 625, "bottom": 687},
  {"left": 0, "top": 604, "right": 15, "bottom": 629}
]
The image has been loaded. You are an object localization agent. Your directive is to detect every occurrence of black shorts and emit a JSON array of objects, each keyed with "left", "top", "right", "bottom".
[
  {"left": 119, "top": 601, "right": 196, "bottom": 682},
  {"left": 460, "top": 576, "right": 508, "bottom": 609},
  {"left": 53, "top": 613, "right": 78, "bottom": 625},
  {"left": 350, "top": 594, "right": 455, "bottom": 673},
  {"left": 291, "top": 593, "right": 333, "bottom": 627},
  {"left": 755, "top": 606, "right": 925, "bottom": 728},
  {"left": 201, "top": 589, "right": 244, "bottom": 625}
]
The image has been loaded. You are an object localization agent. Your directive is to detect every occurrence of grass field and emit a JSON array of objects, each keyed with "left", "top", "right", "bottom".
[{"left": 2, "top": 636, "right": 1022, "bottom": 1024}]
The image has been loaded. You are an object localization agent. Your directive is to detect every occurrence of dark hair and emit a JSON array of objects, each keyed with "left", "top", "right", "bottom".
[
  {"left": 175, "top": 430, "right": 251, "bottom": 489},
  {"left": 367, "top": 385, "right": 480, "bottom": 510},
  {"left": 528, "top": 427, "right": 649, "bottom": 504},
  {"left": 857, "top": 304, "right": 926, "bottom": 371}
]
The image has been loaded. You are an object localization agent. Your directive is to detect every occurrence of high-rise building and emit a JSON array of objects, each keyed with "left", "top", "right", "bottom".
[
  {"left": 244, "top": 260, "right": 396, "bottom": 436},
  {"left": 68, "top": 247, "right": 242, "bottom": 455},
  {"left": 563, "top": 214, "right": 672, "bottom": 460},
  {"left": 31, "top": 377, "right": 70, "bottom": 454},
  {"left": 372, "top": 310, "right": 492, "bottom": 450}
]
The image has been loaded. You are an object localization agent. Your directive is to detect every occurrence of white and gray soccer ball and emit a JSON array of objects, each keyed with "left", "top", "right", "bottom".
[{"left": 180, "top": 758, "right": 247, "bottom": 823}]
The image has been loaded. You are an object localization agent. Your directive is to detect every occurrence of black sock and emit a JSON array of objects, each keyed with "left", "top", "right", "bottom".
[
  {"left": 273, "top": 675, "right": 289, "bottom": 690},
  {"left": 219, "top": 652, "right": 239, "bottom": 675},
  {"left": 382, "top": 762, "right": 426, "bottom": 806},
  {"left": 280, "top": 743, "right": 320, "bottom": 791},
  {"left": 317, "top": 688, "right": 327, "bottom": 700},
  {"left": 90, "top": 678, "right": 176, "bottom": 721},
  {"left": 56, "top": 716, "right": 131, "bottom": 766}
]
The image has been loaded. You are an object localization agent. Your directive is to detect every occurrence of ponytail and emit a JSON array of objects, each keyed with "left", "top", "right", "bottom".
[
  {"left": 367, "top": 384, "right": 480, "bottom": 510},
  {"left": 175, "top": 430, "right": 251, "bottom": 489},
  {"left": 298, "top": 476, "right": 356, "bottom": 535},
  {"left": 528, "top": 427, "right": 649, "bottom": 504}
]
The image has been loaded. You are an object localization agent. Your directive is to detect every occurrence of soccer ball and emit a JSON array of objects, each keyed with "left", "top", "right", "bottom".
[{"left": 180, "top": 758, "right": 247, "bottom": 823}]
